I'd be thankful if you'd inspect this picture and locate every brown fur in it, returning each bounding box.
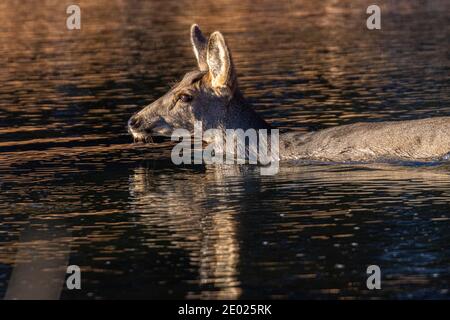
[128,24,450,162]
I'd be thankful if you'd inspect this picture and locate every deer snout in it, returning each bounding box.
[128,112,172,141]
[128,113,150,141]
[128,114,143,131]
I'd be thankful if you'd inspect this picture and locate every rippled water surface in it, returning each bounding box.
[0,0,449,299]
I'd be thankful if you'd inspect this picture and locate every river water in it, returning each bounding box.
[0,0,449,299]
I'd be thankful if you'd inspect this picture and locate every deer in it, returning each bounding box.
[128,24,450,163]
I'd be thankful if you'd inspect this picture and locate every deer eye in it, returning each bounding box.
[178,94,193,103]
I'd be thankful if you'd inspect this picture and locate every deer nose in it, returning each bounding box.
[128,115,143,130]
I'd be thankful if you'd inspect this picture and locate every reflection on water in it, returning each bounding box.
[0,0,449,299]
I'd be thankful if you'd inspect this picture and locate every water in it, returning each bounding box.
[0,0,449,299]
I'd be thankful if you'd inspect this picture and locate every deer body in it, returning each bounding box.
[279,117,450,162]
[128,25,450,163]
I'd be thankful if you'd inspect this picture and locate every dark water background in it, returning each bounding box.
[0,0,449,299]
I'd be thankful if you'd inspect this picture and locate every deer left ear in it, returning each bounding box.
[190,24,208,71]
[206,31,236,92]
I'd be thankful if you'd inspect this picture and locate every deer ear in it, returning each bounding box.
[190,24,208,71]
[206,31,236,91]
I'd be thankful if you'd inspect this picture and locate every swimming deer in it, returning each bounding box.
[128,24,450,163]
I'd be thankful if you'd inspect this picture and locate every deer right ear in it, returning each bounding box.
[190,24,208,71]
[206,31,236,93]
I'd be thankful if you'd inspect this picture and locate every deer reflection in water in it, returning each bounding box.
[128,164,255,299]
